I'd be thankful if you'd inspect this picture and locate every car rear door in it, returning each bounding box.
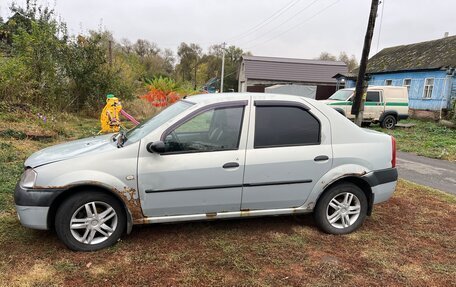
[137,100,250,217]
[241,99,333,210]
[363,90,383,120]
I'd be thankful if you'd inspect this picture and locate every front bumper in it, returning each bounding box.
[15,205,49,230]
[14,183,65,206]
[14,183,65,230]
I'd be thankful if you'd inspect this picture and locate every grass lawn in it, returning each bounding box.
[371,119,456,161]
[0,109,455,286]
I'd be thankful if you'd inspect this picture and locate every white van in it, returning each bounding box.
[322,86,409,129]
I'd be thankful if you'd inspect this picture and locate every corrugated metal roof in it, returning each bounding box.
[242,55,348,84]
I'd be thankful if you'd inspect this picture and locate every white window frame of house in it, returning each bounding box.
[385,79,393,86]
[423,78,434,99]
[403,78,411,94]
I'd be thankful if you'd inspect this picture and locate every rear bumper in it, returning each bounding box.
[15,205,49,230]
[363,168,398,204]
[363,168,398,187]
[371,181,398,204]
[398,114,409,120]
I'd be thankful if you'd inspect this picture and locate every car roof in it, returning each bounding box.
[185,92,318,106]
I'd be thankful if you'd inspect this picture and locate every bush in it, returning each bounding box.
[141,76,198,108]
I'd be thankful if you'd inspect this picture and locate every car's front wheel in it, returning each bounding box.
[55,191,126,251]
[314,182,367,234]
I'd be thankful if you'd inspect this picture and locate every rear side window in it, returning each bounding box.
[366,91,380,102]
[254,106,320,148]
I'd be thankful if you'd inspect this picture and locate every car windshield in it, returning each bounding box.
[328,90,353,101]
[123,100,194,145]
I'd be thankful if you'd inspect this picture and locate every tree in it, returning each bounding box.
[337,52,358,72]
[176,42,202,87]
[133,39,159,57]
[7,2,68,109]
[317,52,337,61]
[204,44,246,92]
[317,51,358,72]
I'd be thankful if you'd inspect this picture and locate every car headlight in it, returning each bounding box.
[20,168,37,188]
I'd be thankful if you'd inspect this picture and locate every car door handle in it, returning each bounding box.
[314,155,329,161]
[223,162,239,169]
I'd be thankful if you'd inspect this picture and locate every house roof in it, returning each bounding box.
[242,55,347,84]
[332,72,357,80]
[367,35,456,73]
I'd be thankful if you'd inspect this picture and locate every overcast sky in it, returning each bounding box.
[1,0,455,60]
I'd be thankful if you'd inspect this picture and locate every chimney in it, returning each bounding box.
[444,32,449,38]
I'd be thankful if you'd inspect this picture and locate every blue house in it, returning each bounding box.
[336,35,456,119]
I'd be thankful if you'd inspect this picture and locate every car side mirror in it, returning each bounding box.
[146,141,165,154]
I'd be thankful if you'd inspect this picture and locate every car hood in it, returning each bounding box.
[25,134,115,168]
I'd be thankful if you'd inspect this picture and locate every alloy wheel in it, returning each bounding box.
[326,192,361,229]
[70,201,118,245]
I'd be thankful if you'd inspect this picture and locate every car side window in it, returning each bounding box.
[254,106,320,148]
[164,106,244,153]
[366,91,380,102]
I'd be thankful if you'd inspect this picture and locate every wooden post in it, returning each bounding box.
[108,40,113,67]
[193,61,198,90]
[351,0,379,126]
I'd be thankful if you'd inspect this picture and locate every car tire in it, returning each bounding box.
[55,191,126,251]
[314,182,367,235]
[381,114,397,129]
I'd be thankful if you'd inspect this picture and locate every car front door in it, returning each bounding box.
[241,100,333,210]
[137,101,249,217]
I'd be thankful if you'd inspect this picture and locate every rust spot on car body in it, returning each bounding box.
[240,209,250,216]
[206,212,217,218]
[321,171,368,191]
[33,182,146,226]
[115,187,144,224]
[306,202,315,210]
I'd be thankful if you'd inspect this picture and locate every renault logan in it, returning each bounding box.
[15,93,398,251]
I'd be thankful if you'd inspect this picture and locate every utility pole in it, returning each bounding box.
[351,0,379,126]
[220,42,226,93]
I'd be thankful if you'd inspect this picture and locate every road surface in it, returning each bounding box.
[397,151,456,195]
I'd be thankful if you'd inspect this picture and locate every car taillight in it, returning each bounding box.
[391,136,396,168]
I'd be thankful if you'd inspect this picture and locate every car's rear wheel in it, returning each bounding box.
[381,114,397,129]
[314,182,367,234]
[55,191,126,251]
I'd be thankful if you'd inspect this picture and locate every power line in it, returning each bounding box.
[227,0,302,41]
[235,0,321,46]
[246,0,340,50]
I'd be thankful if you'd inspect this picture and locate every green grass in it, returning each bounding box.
[0,110,99,214]
[371,119,456,161]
